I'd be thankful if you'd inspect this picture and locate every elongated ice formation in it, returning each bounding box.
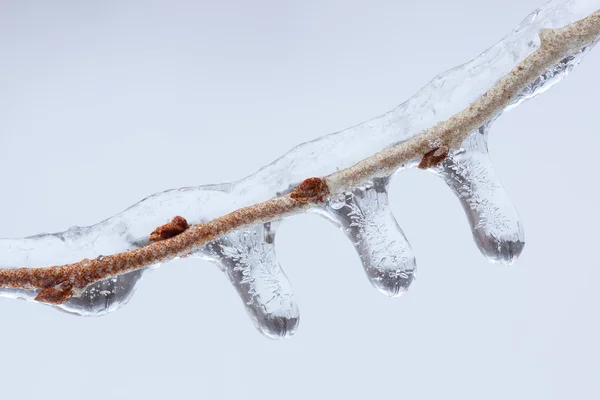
[316,179,416,297]
[0,0,598,337]
[433,127,524,264]
[198,222,299,339]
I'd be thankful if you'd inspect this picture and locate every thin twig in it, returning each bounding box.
[1,10,599,304]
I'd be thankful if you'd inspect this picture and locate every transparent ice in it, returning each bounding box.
[433,125,525,264]
[316,178,416,297]
[198,222,299,339]
[0,0,598,338]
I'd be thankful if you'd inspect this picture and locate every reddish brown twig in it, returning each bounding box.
[0,179,327,304]
[0,10,599,305]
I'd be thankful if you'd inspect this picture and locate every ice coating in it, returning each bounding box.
[0,0,598,337]
[198,222,299,339]
[433,127,524,264]
[317,179,416,296]
[0,186,234,315]
[0,268,143,316]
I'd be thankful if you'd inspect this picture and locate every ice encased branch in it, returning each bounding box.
[0,0,598,338]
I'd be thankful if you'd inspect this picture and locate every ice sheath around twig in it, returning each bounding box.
[0,0,598,338]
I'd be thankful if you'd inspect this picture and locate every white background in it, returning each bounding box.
[0,1,599,399]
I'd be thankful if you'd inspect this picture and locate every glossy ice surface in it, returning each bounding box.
[0,0,597,338]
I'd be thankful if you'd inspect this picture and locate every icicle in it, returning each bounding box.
[432,127,524,264]
[198,222,299,339]
[316,178,416,297]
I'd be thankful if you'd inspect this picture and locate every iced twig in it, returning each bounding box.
[1,9,599,305]
[326,11,600,191]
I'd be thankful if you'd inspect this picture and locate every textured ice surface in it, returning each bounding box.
[198,222,299,339]
[317,179,416,297]
[0,0,598,337]
[434,126,524,264]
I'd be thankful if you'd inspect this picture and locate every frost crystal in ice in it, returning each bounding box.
[317,179,416,296]
[0,0,598,337]
[433,127,524,264]
[198,222,299,339]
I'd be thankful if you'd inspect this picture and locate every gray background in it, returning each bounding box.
[0,0,599,399]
